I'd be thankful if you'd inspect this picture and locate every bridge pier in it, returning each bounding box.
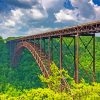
[60,35,62,72]
[60,35,63,91]
[93,34,95,82]
[74,34,79,83]
[48,37,51,75]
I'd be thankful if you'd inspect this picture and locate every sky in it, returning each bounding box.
[0,0,100,38]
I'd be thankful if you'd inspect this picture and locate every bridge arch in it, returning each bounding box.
[12,41,49,78]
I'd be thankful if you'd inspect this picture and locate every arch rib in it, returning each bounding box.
[12,41,68,90]
[12,41,49,78]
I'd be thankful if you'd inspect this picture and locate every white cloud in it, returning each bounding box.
[0,0,48,38]
[54,9,77,22]
[42,0,59,9]
[4,9,23,27]
[0,24,20,39]
[30,8,44,19]
[70,0,79,7]
[26,26,57,35]
[18,0,32,3]
[92,4,100,20]
[3,0,47,27]
[26,5,47,20]
[71,0,91,7]
[11,9,23,19]
[42,0,64,11]
[70,0,95,19]
[0,0,100,39]
[5,20,16,27]
[54,0,100,23]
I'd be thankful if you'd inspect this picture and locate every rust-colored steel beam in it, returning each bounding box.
[74,34,79,83]
[93,34,96,82]
[48,37,51,74]
[13,21,100,41]
[40,37,42,58]
[60,35,63,91]
[43,39,45,53]
[51,38,53,61]
[12,41,49,78]
[60,35,62,71]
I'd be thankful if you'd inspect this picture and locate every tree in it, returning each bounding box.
[39,63,73,92]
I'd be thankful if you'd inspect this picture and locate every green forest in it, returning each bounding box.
[0,36,100,100]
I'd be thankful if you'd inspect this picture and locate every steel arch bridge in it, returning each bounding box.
[7,21,100,89]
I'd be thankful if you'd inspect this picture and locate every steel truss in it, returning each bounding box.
[7,21,100,90]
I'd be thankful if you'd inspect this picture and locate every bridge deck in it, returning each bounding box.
[13,21,100,41]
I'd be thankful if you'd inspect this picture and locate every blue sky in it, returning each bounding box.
[0,0,100,38]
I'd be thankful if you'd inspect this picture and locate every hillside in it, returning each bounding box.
[0,36,100,99]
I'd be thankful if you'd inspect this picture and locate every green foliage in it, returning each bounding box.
[0,83,100,100]
[39,63,61,92]
[0,40,43,91]
[5,37,20,41]
[71,82,100,100]
[0,36,100,99]
[39,63,73,92]
[0,88,72,100]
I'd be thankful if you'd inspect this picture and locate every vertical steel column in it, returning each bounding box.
[48,37,51,74]
[74,36,76,81]
[43,39,45,53]
[34,37,35,47]
[93,34,96,82]
[40,37,42,57]
[60,35,62,91]
[37,39,39,46]
[60,35,62,72]
[10,41,12,66]
[74,34,79,83]
[51,38,53,61]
